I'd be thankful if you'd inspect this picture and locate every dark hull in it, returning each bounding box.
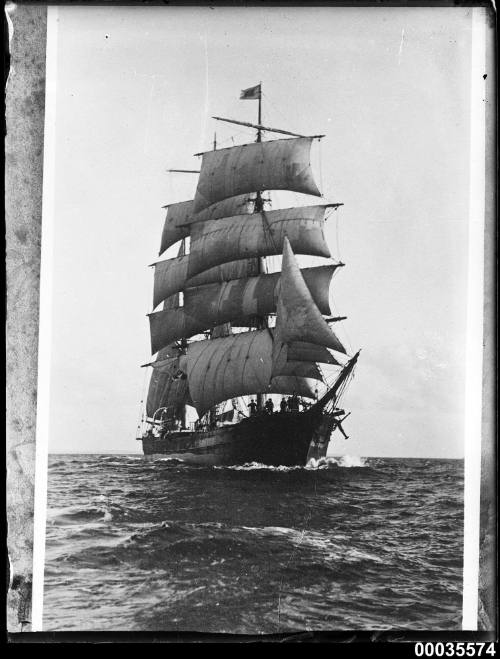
[141,410,337,466]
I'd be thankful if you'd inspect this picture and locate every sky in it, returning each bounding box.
[45,5,474,457]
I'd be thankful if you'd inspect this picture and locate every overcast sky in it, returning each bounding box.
[45,5,474,457]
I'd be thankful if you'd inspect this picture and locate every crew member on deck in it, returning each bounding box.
[248,399,258,416]
[290,393,300,412]
[264,398,274,414]
[280,397,287,413]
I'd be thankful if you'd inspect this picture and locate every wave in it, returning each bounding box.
[99,454,143,461]
[147,457,186,464]
[57,518,400,577]
[329,455,367,468]
[47,504,113,525]
[43,454,464,632]
[48,460,68,469]
[59,520,257,569]
[214,455,368,472]
[214,461,301,472]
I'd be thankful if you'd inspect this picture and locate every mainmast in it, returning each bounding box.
[254,84,263,211]
[253,84,266,412]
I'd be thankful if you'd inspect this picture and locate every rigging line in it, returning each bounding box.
[215,128,256,146]
[319,138,324,197]
[261,92,292,133]
[329,285,353,356]
[317,363,326,385]
[137,366,149,430]
[335,209,342,263]
[261,211,279,255]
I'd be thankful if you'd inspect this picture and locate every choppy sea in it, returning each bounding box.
[43,455,463,632]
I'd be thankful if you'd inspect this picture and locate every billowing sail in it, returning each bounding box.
[159,201,191,255]
[186,330,318,415]
[193,137,321,212]
[178,194,253,227]
[288,341,341,366]
[273,237,346,375]
[145,346,190,418]
[153,256,263,307]
[148,342,183,371]
[150,266,337,352]
[159,195,254,255]
[149,308,192,355]
[278,361,323,380]
[152,256,190,307]
[146,241,190,416]
[187,205,331,279]
[186,266,335,319]
[171,264,333,316]
[186,259,260,288]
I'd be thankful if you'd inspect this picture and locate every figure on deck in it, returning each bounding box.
[248,399,258,416]
[280,397,288,413]
[264,398,274,414]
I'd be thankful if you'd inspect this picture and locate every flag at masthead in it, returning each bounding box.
[239,83,261,100]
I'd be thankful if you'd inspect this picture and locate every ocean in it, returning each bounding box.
[43,455,463,632]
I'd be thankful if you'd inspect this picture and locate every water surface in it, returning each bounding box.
[44,455,463,632]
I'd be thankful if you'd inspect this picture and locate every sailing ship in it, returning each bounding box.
[138,84,360,466]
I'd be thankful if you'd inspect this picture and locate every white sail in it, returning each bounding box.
[153,256,264,307]
[152,256,190,308]
[193,137,321,212]
[278,360,323,380]
[273,237,346,375]
[187,205,331,279]
[185,265,335,319]
[154,262,334,313]
[177,194,253,226]
[287,341,341,366]
[186,330,318,415]
[150,266,337,352]
[187,259,259,288]
[159,195,254,255]
[145,346,190,418]
[159,201,191,255]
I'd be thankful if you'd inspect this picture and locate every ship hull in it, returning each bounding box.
[141,410,336,466]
